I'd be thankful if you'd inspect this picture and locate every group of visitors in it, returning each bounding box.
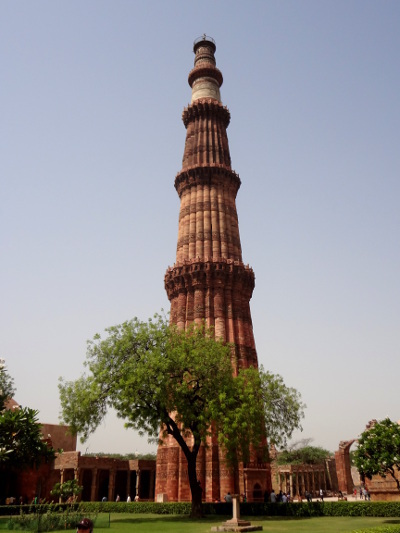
[353,487,370,500]
[269,489,291,503]
[101,494,140,502]
[217,486,374,505]
[123,494,140,502]
[3,495,39,505]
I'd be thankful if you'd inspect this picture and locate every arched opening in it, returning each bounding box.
[253,483,262,501]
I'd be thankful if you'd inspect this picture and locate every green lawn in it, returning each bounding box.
[2,513,400,533]
[105,513,400,533]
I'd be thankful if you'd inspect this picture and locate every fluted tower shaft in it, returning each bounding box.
[156,36,270,503]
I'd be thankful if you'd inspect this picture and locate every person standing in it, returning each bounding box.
[76,518,93,533]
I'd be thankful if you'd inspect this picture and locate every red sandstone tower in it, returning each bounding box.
[155,36,271,502]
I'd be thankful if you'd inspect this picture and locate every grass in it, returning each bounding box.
[2,513,400,533]
[90,513,400,533]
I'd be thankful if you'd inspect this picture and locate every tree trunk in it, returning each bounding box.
[167,419,203,517]
[389,470,400,491]
[187,453,203,518]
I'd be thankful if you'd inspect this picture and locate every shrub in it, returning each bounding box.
[5,505,97,532]
[1,500,400,522]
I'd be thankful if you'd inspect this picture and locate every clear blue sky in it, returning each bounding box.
[1,0,399,455]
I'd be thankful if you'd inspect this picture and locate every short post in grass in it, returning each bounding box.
[211,494,262,531]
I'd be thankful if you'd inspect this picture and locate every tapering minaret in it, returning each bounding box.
[155,36,271,503]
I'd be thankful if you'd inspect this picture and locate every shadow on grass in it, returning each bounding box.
[110,514,313,526]
[244,516,312,521]
[110,515,229,524]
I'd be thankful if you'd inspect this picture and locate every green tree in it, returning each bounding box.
[59,315,304,517]
[0,407,55,469]
[0,358,15,409]
[0,363,55,500]
[354,418,400,491]
[277,439,331,465]
[50,479,83,502]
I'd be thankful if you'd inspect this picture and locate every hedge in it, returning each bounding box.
[0,504,78,517]
[1,500,400,518]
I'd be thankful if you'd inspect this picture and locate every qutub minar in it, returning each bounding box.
[155,36,272,502]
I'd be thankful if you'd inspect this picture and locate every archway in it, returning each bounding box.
[253,483,262,501]
[334,440,356,494]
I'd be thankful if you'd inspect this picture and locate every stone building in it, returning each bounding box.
[272,459,339,499]
[53,452,155,502]
[155,35,272,502]
[1,401,155,503]
[47,424,156,502]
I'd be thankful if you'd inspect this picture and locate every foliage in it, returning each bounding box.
[0,406,54,469]
[0,363,54,472]
[354,418,400,491]
[83,452,156,461]
[0,359,15,410]
[78,501,192,515]
[59,314,304,517]
[0,503,80,517]
[50,479,83,502]
[214,365,304,466]
[4,501,400,519]
[5,505,96,532]
[277,445,332,465]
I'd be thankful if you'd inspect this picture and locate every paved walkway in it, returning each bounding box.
[298,495,368,502]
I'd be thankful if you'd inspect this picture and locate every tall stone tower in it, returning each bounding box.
[155,36,271,502]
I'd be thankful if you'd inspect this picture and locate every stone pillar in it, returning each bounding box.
[219,494,252,529]
[108,469,116,502]
[136,469,140,498]
[91,469,98,502]
[59,469,64,504]
[149,469,155,501]
[126,470,131,501]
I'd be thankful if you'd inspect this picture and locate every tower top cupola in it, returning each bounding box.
[188,35,223,103]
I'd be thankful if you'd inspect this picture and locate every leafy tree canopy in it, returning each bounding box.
[59,314,305,516]
[277,438,331,465]
[0,361,55,472]
[51,479,83,502]
[83,452,156,460]
[354,418,400,491]
[0,359,15,409]
[0,407,55,469]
